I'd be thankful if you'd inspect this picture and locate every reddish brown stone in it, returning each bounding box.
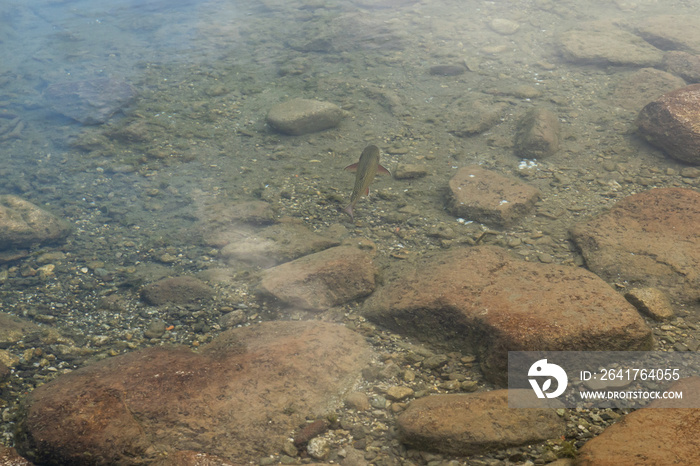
[637,84,700,164]
[577,377,700,465]
[258,245,376,311]
[571,188,700,306]
[397,391,565,456]
[293,419,330,447]
[448,166,540,227]
[362,246,652,384]
[16,321,371,465]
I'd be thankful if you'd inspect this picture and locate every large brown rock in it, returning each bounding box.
[258,245,376,311]
[576,377,700,465]
[398,391,565,456]
[448,166,541,227]
[362,246,652,383]
[571,188,700,306]
[637,83,700,164]
[0,195,70,250]
[16,321,371,465]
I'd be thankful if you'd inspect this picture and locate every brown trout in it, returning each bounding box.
[343,145,390,221]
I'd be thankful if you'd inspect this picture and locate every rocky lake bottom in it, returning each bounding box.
[1,0,700,465]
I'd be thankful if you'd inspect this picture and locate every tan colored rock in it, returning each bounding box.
[0,195,70,249]
[258,245,376,311]
[398,391,565,456]
[448,165,540,227]
[489,18,519,35]
[635,15,700,54]
[0,312,42,349]
[571,188,700,305]
[362,246,652,383]
[612,68,686,112]
[394,163,428,180]
[385,386,414,401]
[140,276,214,305]
[558,28,664,67]
[514,107,560,158]
[624,287,675,321]
[577,377,700,465]
[267,98,345,135]
[448,100,508,137]
[637,84,700,164]
[219,223,340,268]
[663,51,700,83]
[16,321,371,465]
[344,391,371,411]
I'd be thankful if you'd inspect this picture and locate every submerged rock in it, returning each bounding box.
[398,391,565,456]
[663,51,700,83]
[267,98,346,135]
[634,15,700,54]
[636,83,700,164]
[571,188,700,305]
[514,107,560,158]
[577,377,700,465]
[140,276,214,305]
[219,223,340,268]
[362,246,652,384]
[612,67,686,112]
[258,245,376,311]
[44,78,135,125]
[557,28,663,67]
[0,195,71,249]
[16,321,371,465]
[448,165,540,227]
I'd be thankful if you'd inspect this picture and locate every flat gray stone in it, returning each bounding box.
[634,15,700,54]
[44,78,135,125]
[558,28,664,67]
[267,98,345,135]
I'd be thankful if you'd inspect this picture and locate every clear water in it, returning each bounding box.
[1,0,698,460]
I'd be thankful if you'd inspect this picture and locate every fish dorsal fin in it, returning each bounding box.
[377,164,391,176]
[344,163,358,172]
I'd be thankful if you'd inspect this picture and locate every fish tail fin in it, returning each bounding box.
[343,204,354,222]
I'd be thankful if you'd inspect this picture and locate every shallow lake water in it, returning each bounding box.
[1,0,699,463]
